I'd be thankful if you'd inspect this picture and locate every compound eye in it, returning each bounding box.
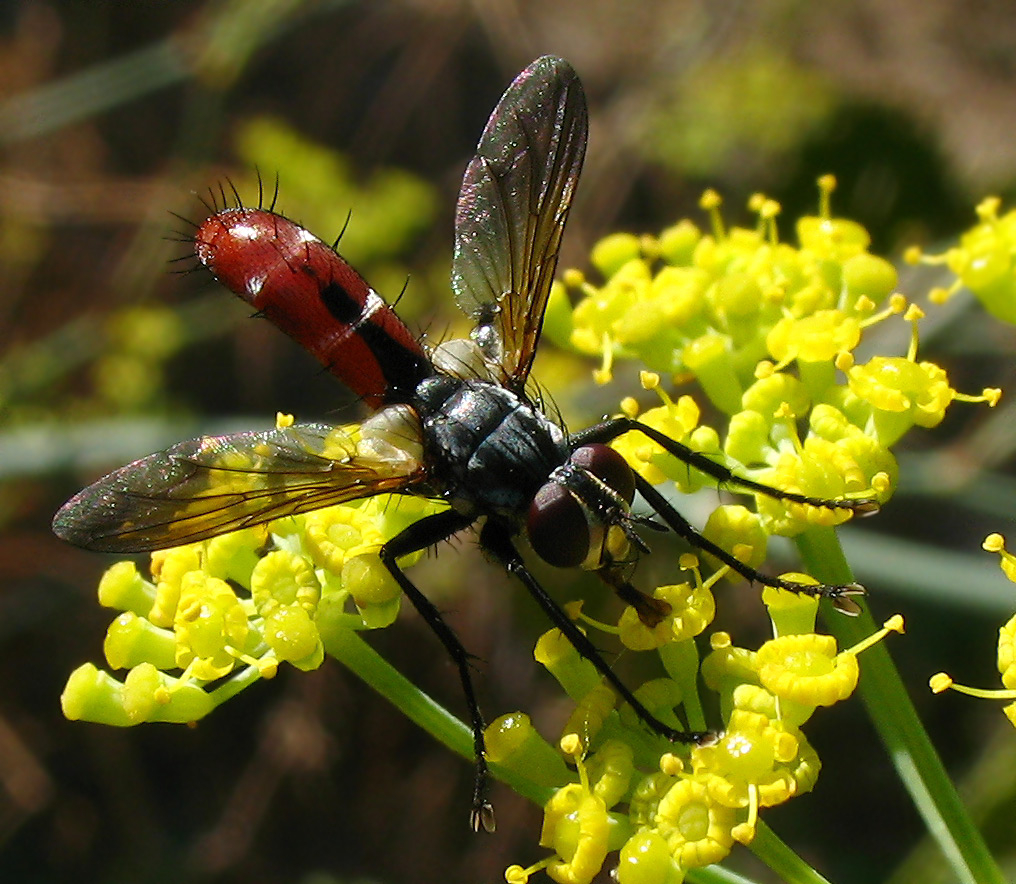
[569,444,635,504]
[527,482,589,568]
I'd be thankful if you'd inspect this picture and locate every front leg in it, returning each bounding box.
[633,474,865,614]
[572,416,880,515]
[379,508,496,833]
[479,520,711,745]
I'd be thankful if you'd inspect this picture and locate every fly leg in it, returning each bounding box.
[633,474,865,614]
[572,417,880,515]
[379,508,496,833]
[572,417,874,613]
[479,521,712,745]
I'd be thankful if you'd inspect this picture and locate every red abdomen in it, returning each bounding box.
[195,207,431,408]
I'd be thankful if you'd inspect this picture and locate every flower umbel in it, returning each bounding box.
[60,179,1002,884]
[499,563,902,882]
[61,436,444,726]
[567,181,993,541]
[502,179,966,881]
[931,534,1016,727]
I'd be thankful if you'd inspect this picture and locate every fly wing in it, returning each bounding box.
[52,422,426,552]
[451,56,587,387]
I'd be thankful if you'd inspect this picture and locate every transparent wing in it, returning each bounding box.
[52,422,426,552]
[451,55,588,386]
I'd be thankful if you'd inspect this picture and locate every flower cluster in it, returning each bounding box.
[91,305,184,413]
[497,565,904,884]
[907,196,1016,325]
[558,178,998,546]
[911,197,1016,729]
[494,179,995,882]
[929,533,1016,727]
[61,418,441,726]
[60,179,1001,883]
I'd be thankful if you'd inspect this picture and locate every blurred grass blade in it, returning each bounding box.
[0,40,188,144]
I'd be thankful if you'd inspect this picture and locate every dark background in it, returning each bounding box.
[3,2,1016,882]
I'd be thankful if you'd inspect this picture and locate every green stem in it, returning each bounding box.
[751,821,832,884]
[795,526,1005,884]
[688,862,764,884]
[323,627,553,807]
[210,661,264,705]
[660,638,708,732]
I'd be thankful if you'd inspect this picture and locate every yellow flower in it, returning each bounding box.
[586,740,635,807]
[930,634,1016,727]
[250,549,321,616]
[848,356,955,429]
[148,545,202,627]
[534,629,602,702]
[341,553,402,628]
[615,830,684,884]
[539,760,611,884]
[984,532,1016,584]
[97,560,156,617]
[61,662,214,726]
[203,528,263,586]
[756,633,859,708]
[261,604,323,669]
[701,505,768,574]
[484,712,572,789]
[757,615,904,712]
[629,770,679,828]
[766,310,861,366]
[691,709,797,810]
[302,504,385,573]
[591,232,643,278]
[610,396,702,487]
[701,633,760,697]
[104,611,176,671]
[617,582,716,650]
[173,572,250,680]
[1000,615,1016,690]
[560,683,617,751]
[653,775,737,868]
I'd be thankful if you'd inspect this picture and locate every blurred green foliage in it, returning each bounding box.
[645,43,836,181]
[4,2,1016,884]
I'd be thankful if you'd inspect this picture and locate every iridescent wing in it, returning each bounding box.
[451,55,588,387]
[52,422,426,552]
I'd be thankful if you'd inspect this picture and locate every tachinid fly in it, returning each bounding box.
[53,57,877,831]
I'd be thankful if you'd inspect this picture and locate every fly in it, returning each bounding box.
[53,57,878,832]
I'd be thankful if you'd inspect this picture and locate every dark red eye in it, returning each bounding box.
[569,444,635,504]
[527,482,589,568]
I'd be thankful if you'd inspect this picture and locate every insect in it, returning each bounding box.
[54,56,877,832]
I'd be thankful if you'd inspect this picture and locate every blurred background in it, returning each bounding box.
[4,1,1016,882]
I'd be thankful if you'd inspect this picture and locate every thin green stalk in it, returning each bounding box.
[688,862,764,884]
[750,821,832,884]
[322,627,553,807]
[661,638,708,732]
[795,526,1005,884]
